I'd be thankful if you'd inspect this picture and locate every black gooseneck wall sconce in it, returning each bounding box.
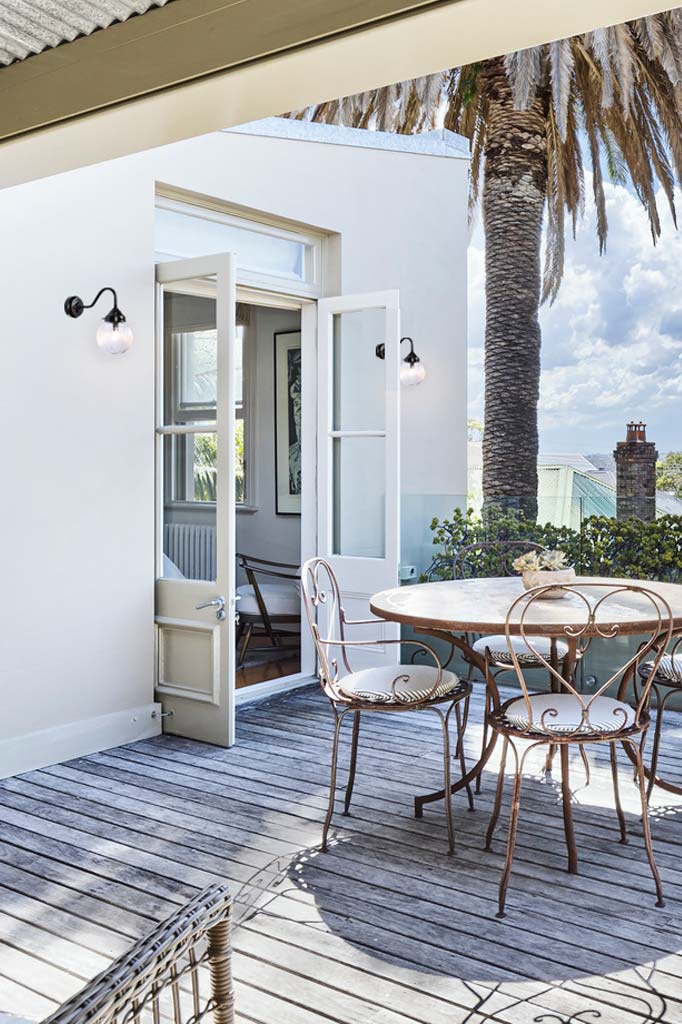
[375,336,426,386]
[64,287,133,355]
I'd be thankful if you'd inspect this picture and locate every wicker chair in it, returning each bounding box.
[301,557,473,854]
[42,885,233,1024]
[236,553,300,667]
[484,582,672,917]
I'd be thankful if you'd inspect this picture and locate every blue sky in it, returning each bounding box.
[467,176,682,457]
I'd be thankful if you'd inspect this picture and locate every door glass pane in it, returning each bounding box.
[156,206,307,282]
[164,291,217,424]
[332,308,386,432]
[162,433,218,581]
[332,437,385,558]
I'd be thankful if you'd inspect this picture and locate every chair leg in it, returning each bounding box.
[238,623,254,666]
[560,745,578,874]
[496,744,523,918]
[434,706,455,855]
[322,708,347,852]
[455,700,475,812]
[485,736,508,851]
[630,739,665,908]
[343,711,361,816]
[207,916,235,1024]
[455,689,470,758]
[579,745,591,787]
[646,686,668,801]
[476,688,490,795]
[544,743,557,776]
[610,741,628,844]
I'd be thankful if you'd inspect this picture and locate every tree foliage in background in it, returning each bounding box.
[656,450,682,498]
[192,425,246,503]
[292,12,682,514]
[426,507,682,583]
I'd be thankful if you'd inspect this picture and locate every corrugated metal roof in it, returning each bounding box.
[0,0,172,66]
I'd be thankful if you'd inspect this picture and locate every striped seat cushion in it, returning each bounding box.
[340,664,463,705]
[505,693,635,734]
[641,655,682,684]
[473,634,569,666]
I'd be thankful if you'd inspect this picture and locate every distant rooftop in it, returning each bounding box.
[228,118,470,160]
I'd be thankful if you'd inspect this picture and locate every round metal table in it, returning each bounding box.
[370,575,682,810]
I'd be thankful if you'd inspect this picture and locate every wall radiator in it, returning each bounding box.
[164,524,217,581]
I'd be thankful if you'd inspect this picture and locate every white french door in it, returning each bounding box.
[317,291,401,671]
[154,253,237,746]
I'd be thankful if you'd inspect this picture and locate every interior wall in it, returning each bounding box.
[236,306,302,579]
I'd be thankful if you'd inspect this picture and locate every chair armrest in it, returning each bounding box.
[43,885,234,1024]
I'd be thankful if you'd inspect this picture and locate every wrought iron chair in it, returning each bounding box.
[623,635,682,799]
[301,557,473,853]
[42,885,233,1024]
[425,541,569,793]
[236,553,300,667]
[484,582,672,918]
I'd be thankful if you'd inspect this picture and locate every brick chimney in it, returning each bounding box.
[614,421,658,521]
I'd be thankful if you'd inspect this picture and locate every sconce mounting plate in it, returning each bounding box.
[64,295,85,319]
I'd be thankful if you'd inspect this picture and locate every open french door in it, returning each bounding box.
[316,291,401,670]
[154,253,237,746]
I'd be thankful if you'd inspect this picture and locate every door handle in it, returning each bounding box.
[195,596,226,621]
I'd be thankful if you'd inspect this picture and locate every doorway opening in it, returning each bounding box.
[234,301,303,690]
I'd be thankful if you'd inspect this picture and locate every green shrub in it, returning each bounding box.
[425,507,682,582]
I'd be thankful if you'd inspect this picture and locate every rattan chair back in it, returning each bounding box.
[42,885,233,1024]
[502,582,673,738]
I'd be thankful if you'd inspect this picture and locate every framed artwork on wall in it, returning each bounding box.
[274,330,302,515]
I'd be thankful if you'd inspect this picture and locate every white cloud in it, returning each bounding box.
[468,176,682,453]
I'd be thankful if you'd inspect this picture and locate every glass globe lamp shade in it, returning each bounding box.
[400,360,426,387]
[96,321,134,355]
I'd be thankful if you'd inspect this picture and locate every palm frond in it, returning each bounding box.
[504,47,544,109]
[549,38,574,140]
[292,8,682,299]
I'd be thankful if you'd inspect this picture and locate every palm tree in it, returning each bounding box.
[292,11,682,515]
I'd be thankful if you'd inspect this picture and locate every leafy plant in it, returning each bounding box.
[656,451,682,499]
[425,507,682,583]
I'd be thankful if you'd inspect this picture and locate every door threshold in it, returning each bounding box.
[235,672,317,706]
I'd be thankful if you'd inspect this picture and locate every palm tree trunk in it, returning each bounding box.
[481,58,548,520]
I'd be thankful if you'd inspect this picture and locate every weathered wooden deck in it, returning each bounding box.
[1,684,682,1023]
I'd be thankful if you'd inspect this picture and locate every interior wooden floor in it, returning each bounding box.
[1,684,682,1022]
[236,653,301,688]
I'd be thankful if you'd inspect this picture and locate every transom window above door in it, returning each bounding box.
[155,194,325,297]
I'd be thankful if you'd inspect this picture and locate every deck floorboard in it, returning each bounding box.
[1,684,682,1022]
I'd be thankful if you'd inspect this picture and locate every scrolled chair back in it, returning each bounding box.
[452,539,546,581]
[501,581,674,738]
[301,557,350,700]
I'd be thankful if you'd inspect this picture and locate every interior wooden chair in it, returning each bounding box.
[483,582,672,918]
[42,885,233,1024]
[236,553,300,667]
[301,557,473,854]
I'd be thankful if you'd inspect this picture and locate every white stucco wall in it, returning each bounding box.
[0,120,468,767]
